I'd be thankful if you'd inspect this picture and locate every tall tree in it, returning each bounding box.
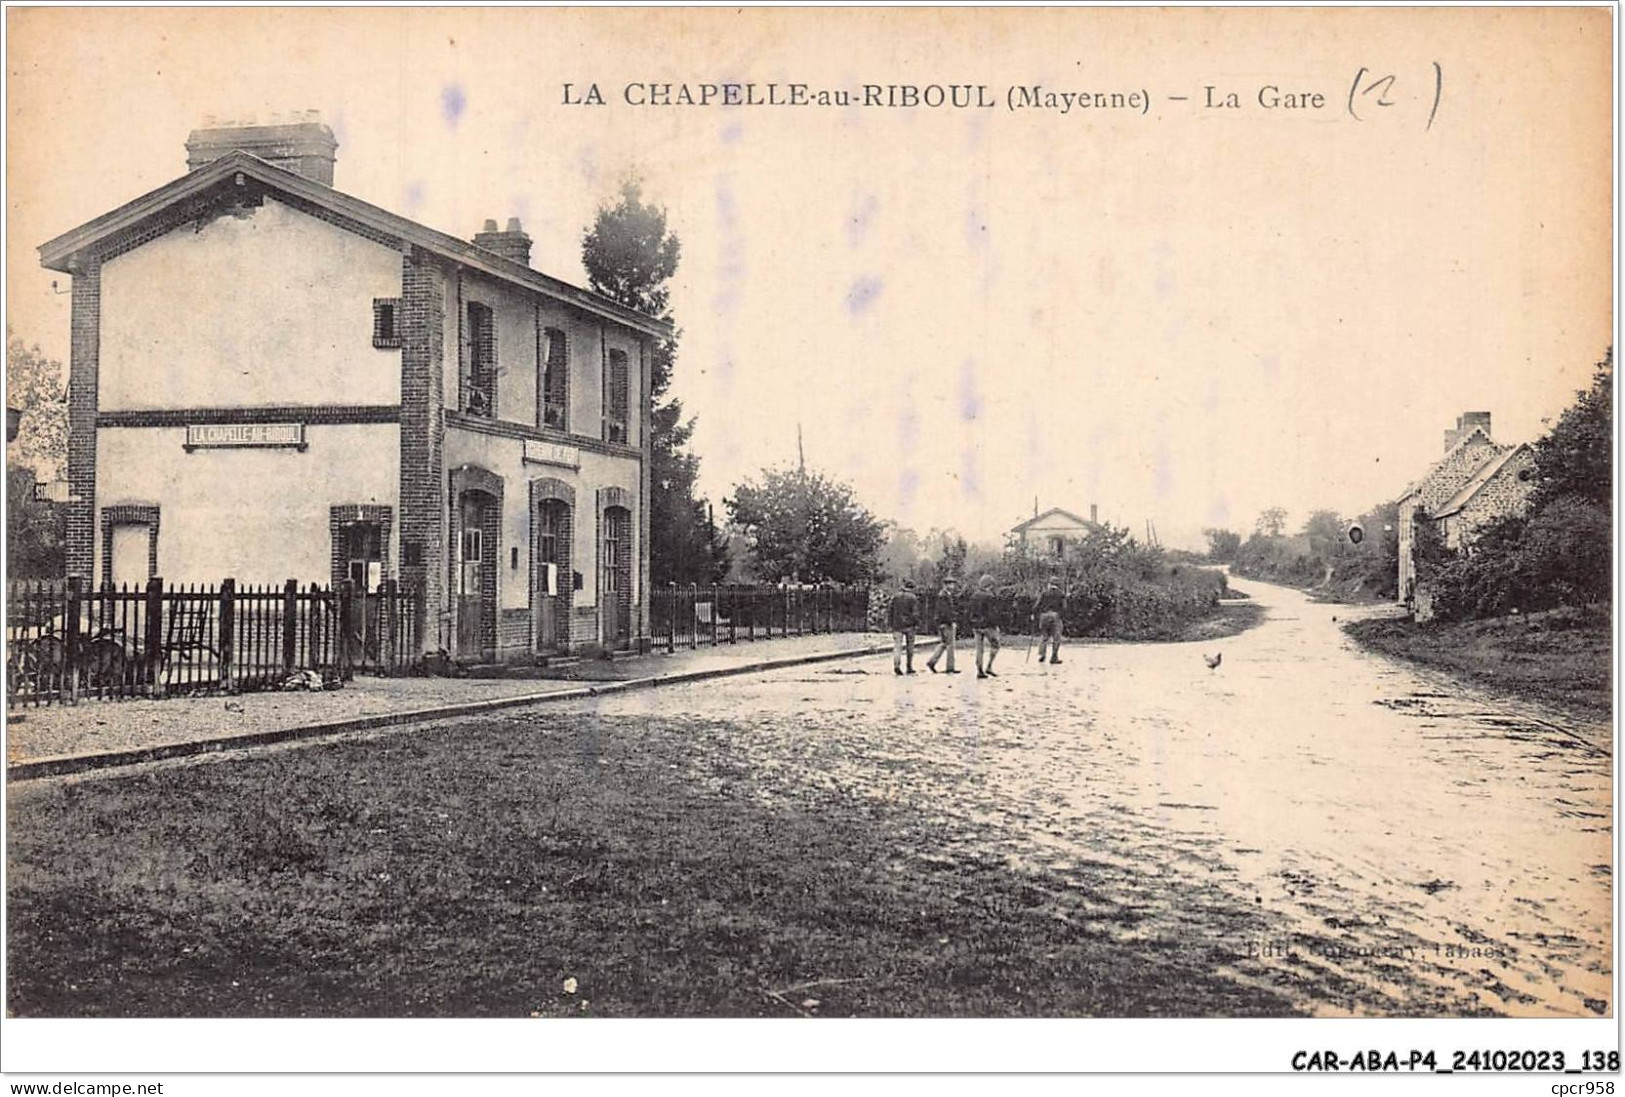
[1301,509,1349,561]
[937,533,969,582]
[1203,527,1241,563]
[582,179,727,585]
[6,333,68,576]
[725,466,887,585]
[1531,346,1612,513]
[6,330,68,480]
[1254,507,1288,538]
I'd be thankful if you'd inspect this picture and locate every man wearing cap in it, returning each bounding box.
[925,575,962,674]
[1031,577,1066,665]
[968,574,1002,679]
[888,578,922,675]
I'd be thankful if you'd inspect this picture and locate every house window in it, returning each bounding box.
[464,301,496,418]
[461,527,483,563]
[372,298,401,348]
[536,501,560,565]
[540,327,568,431]
[604,348,629,444]
[1049,535,1065,558]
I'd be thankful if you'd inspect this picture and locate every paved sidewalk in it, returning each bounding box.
[6,632,892,772]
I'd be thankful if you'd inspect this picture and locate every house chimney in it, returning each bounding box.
[1090,503,1098,525]
[186,112,338,185]
[1444,411,1493,452]
[473,216,533,267]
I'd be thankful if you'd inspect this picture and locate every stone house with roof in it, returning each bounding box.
[39,115,668,662]
[1395,411,1537,605]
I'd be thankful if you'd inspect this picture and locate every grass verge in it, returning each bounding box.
[1343,605,1611,721]
[1174,602,1265,644]
[8,713,1292,1018]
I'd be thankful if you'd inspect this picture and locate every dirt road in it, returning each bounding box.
[574,577,1612,1016]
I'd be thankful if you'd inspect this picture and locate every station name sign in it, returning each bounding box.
[183,423,307,451]
[522,439,581,470]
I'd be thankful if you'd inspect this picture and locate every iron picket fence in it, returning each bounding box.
[648,584,873,655]
[5,577,421,707]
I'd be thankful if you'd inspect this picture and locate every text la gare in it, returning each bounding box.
[1208,84,1326,109]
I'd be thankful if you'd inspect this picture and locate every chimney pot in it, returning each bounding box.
[473,216,534,268]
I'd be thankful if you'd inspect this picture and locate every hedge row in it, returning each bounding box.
[873,567,1227,641]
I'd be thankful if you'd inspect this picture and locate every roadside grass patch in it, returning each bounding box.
[1343,606,1610,720]
[9,715,1292,1018]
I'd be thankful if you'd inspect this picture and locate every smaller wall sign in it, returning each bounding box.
[184,423,307,451]
[30,480,79,503]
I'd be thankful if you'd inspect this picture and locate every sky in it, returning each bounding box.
[6,7,1612,550]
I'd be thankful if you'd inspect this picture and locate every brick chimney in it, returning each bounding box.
[1444,410,1492,451]
[473,217,532,267]
[1090,503,1098,525]
[186,110,338,185]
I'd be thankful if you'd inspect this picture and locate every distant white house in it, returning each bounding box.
[1010,505,1102,558]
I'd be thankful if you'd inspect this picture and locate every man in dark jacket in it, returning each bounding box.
[1031,576,1065,665]
[888,579,921,675]
[925,575,961,674]
[968,574,1002,679]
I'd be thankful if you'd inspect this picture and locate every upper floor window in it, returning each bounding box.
[604,349,630,444]
[372,298,401,349]
[540,327,568,431]
[464,302,496,418]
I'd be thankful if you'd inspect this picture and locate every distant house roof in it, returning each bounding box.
[1395,425,1498,503]
[38,149,672,340]
[1432,443,1531,518]
[1010,507,1094,535]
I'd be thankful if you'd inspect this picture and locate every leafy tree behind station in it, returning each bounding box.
[582,180,728,587]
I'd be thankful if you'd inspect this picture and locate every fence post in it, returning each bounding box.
[338,579,355,681]
[710,586,719,646]
[219,578,236,693]
[310,579,327,676]
[667,582,677,653]
[727,586,736,644]
[144,576,165,699]
[63,577,83,703]
[688,584,699,649]
[281,577,298,677]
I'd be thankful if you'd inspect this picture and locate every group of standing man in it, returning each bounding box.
[886,575,1068,679]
